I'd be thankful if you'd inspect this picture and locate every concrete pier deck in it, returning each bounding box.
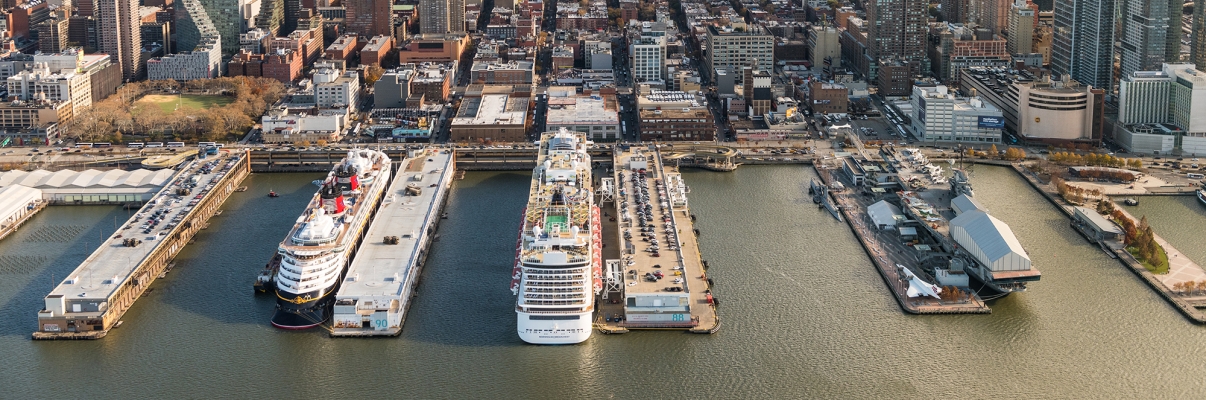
[596,146,719,333]
[331,149,454,337]
[33,151,250,339]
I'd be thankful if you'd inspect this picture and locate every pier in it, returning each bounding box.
[821,165,991,314]
[1012,163,1206,323]
[596,146,719,334]
[330,149,454,336]
[33,151,250,339]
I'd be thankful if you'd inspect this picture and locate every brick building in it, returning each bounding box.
[227,49,303,83]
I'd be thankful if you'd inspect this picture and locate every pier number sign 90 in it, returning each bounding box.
[374,319,388,328]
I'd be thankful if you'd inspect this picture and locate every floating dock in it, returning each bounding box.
[330,149,454,336]
[596,146,719,333]
[33,151,250,339]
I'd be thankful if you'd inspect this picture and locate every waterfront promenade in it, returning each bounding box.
[1011,163,1206,323]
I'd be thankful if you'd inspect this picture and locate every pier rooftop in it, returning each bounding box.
[332,149,454,336]
[601,147,718,332]
[38,152,244,335]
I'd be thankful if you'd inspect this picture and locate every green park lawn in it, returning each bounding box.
[134,94,233,114]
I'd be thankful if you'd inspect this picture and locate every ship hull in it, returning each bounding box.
[271,287,336,329]
[516,311,593,344]
[266,149,391,330]
[1198,190,1205,207]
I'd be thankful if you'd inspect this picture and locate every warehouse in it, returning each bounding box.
[0,169,175,204]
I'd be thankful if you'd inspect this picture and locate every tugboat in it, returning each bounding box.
[268,190,280,198]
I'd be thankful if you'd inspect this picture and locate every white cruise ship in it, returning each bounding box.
[512,129,602,344]
[271,149,391,329]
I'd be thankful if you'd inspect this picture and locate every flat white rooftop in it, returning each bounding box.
[46,155,239,302]
[451,94,527,126]
[338,150,453,299]
[547,96,619,126]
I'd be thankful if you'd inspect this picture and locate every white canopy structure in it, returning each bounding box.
[867,200,903,230]
[949,210,1031,272]
[950,194,985,216]
[0,169,176,204]
[0,184,42,228]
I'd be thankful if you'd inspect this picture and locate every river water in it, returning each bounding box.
[2,166,1205,398]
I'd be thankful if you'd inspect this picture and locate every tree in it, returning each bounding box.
[363,65,385,87]
[990,144,999,158]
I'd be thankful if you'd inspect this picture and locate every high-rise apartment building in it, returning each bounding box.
[1194,1,1206,71]
[421,0,465,34]
[941,0,968,23]
[808,24,841,76]
[1118,68,1173,125]
[96,0,142,80]
[345,0,394,37]
[1119,0,1179,79]
[256,0,284,36]
[197,0,243,54]
[705,25,773,80]
[865,0,927,81]
[631,35,666,84]
[149,0,223,80]
[36,18,70,54]
[978,0,1010,35]
[1051,0,1114,90]
[1006,0,1034,55]
[1115,63,1206,155]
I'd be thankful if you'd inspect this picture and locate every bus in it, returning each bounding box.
[198,141,216,148]
[145,142,164,148]
[128,142,145,148]
[76,143,93,148]
[93,143,112,148]
[166,142,185,147]
[1188,173,1204,180]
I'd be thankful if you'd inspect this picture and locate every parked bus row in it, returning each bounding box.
[104,142,224,149]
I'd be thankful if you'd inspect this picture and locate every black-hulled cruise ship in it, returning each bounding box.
[271,149,391,329]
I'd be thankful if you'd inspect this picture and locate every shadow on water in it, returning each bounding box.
[404,171,532,347]
[155,173,323,326]
[0,205,128,337]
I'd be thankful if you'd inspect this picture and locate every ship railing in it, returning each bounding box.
[524,274,587,281]
[523,281,587,287]
[521,299,588,306]
[525,287,585,293]
[523,291,587,298]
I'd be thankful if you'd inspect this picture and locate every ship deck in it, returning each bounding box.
[597,146,719,333]
[331,149,454,336]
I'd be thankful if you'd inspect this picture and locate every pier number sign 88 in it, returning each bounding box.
[671,314,686,322]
